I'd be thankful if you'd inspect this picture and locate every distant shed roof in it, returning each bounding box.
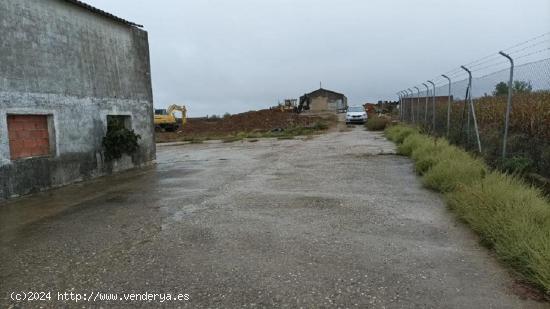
[63,0,143,28]
[302,88,347,98]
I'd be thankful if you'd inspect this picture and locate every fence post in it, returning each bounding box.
[401,90,407,122]
[422,83,429,125]
[408,88,415,123]
[407,90,411,122]
[403,90,408,122]
[404,90,409,122]
[404,91,408,121]
[441,74,452,138]
[402,91,406,121]
[428,80,436,133]
[396,92,401,121]
[460,66,482,153]
[402,91,406,122]
[499,51,514,160]
[414,86,421,125]
[399,91,403,121]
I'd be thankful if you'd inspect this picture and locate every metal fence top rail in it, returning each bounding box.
[397,33,550,91]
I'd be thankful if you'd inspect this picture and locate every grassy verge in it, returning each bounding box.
[386,124,550,295]
[365,115,391,131]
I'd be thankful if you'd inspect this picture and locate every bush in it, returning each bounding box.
[499,156,534,175]
[397,133,430,156]
[393,127,486,191]
[207,114,220,121]
[411,138,451,175]
[422,153,486,192]
[385,125,418,144]
[102,128,141,160]
[366,116,390,131]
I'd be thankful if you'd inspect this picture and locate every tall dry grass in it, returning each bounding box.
[386,125,550,294]
[419,91,550,178]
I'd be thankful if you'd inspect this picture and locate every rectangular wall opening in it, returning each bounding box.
[107,115,132,132]
[7,114,55,160]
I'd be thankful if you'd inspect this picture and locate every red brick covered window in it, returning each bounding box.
[7,115,53,160]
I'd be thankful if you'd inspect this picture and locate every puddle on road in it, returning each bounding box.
[0,151,216,245]
[0,164,172,238]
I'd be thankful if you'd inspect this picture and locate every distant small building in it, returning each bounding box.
[298,88,348,113]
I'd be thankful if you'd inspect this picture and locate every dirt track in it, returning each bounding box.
[0,127,547,308]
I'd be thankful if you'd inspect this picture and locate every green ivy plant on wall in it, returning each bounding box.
[102,116,141,161]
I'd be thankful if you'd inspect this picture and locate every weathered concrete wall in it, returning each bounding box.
[0,0,155,199]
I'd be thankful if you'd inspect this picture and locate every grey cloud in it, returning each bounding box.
[85,0,550,116]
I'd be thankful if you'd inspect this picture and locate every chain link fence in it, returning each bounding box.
[397,33,550,179]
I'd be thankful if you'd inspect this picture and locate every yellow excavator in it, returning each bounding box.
[154,104,187,132]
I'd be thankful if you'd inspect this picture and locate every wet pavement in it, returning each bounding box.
[1,127,547,308]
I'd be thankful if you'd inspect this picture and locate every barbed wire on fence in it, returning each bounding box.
[396,33,550,179]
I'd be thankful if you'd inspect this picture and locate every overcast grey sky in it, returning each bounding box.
[86,0,550,117]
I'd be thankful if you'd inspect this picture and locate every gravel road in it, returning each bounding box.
[0,126,546,308]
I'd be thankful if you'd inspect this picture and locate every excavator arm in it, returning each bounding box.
[166,104,187,127]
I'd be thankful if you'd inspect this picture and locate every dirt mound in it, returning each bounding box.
[156,109,330,142]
